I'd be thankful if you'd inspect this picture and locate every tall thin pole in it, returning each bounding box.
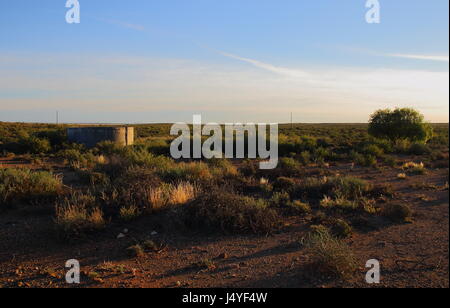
[56,111,59,125]
[290,112,293,129]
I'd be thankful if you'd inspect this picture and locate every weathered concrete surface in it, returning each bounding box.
[67,127,134,148]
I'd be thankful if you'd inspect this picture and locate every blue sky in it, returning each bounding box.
[0,0,448,123]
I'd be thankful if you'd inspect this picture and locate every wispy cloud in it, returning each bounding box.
[1,54,448,123]
[387,54,449,62]
[219,52,309,79]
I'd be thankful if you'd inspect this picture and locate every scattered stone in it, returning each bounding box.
[117,233,126,239]
[218,252,228,259]
[151,231,158,236]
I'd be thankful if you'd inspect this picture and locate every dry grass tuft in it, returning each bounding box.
[55,193,105,236]
[168,182,197,205]
[302,229,357,279]
[119,205,141,221]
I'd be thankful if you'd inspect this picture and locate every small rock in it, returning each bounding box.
[151,231,158,236]
[218,252,228,259]
[117,233,126,239]
[123,229,129,234]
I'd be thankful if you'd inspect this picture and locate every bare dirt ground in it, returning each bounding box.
[0,158,448,288]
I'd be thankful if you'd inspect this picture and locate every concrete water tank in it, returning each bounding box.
[67,127,134,148]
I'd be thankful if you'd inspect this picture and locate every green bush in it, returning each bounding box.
[20,136,51,154]
[279,157,302,173]
[312,147,330,163]
[330,219,353,238]
[295,176,370,200]
[382,203,413,223]
[408,143,431,155]
[298,151,311,165]
[272,177,297,193]
[58,149,98,170]
[95,141,125,155]
[393,139,411,153]
[0,168,62,207]
[328,176,372,200]
[351,151,377,167]
[361,144,384,157]
[270,191,291,208]
[185,189,280,234]
[368,108,433,143]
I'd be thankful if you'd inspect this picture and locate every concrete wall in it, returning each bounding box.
[67,127,134,148]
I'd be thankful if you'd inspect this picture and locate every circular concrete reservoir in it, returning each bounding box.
[67,126,134,148]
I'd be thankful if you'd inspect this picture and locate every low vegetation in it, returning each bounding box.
[0,110,448,286]
[302,229,357,279]
[382,203,413,223]
[55,193,106,236]
[0,168,62,208]
[185,189,280,234]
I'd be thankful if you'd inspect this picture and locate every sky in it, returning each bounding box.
[0,0,448,124]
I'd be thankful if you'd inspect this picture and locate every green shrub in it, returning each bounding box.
[185,190,280,234]
[393,139,411,153]
[362,144,384,158]
[58,149,98,170]
[20,136,51,154]
[312,147,330,163]
[328,176,372,200]
[330,219,353,238]
[298,151,311,165]
[368,108,433,143]
[270,191,291,208]
[382,155,397,167]
[295,176,371,200]
[208,158,239,178]
[0,168,62,207]
[382,203,413,223]
[279,157,302,173]
[408,143,431,155]
[159,162,213,183]
[351,151,377,167]
[95,141,125,155]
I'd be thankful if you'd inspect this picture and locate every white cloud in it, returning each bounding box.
[0,53,448,123]
[387,54,449,62]
[220,52,309,79]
